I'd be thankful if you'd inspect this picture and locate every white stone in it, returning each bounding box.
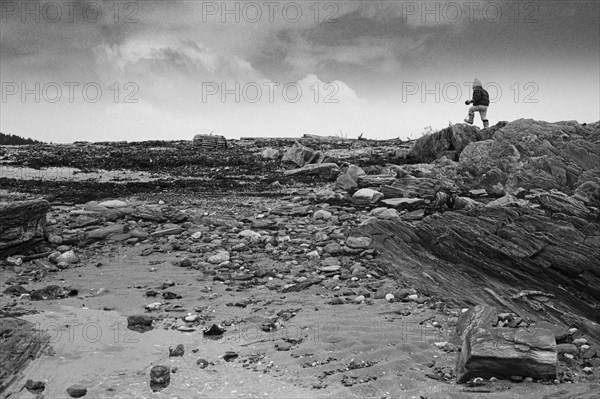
[56,250,79,264]
[352,188,384,204]
[385,293,395,302]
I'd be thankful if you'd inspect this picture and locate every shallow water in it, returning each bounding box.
[0,165,166,183]
[14,306,312,399]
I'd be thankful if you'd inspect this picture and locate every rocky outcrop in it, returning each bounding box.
[0,318,50,395]
[0,199,50,258]
[455,305,557,382]
[358,202,600,343]
[407,124,485,163]
[459,119,600,195]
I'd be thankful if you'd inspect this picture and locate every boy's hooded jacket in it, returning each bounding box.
[471,79,490,106]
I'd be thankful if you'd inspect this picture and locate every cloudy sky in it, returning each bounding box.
[1,0,599,142]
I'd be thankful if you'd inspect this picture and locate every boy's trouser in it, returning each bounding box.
[468,105,488,120]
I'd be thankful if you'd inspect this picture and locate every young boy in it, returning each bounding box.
[464,78,490,128]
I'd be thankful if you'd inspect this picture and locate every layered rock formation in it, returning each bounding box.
[354,119,600,345]
[0,199,50,257]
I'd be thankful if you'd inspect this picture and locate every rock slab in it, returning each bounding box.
[455,305,557,382]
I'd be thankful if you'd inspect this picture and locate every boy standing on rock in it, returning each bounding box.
[464,78,490,128]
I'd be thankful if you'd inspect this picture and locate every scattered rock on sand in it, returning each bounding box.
[150,365,170,391]
[127,315,154,333]
[66,384,87,398]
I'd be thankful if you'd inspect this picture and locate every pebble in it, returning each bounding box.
[208,251,230,264]
[556,343,578,355]
[150,365,170,391]
[169,344,185,357]
[24,380,45,392]
[572,338,587,346]
[354,295,365,303]
[275,341,292,351]
[196,358,209,368]
[56,250,79,264]
[329,297,345,305]
[313,210,333,220]
[145,302,162,311]
[66,384,88,398]
[385,293,395,302]
[582,367,593,375]
[223,351,238,361]
[346,236,372,249]
[184,314,199,322]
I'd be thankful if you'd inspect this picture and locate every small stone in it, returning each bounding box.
[556,343,578,356]
[203,324,226,336]
[572,338,587,346]
[320,265,341,273]
[127,315,154,333]
[406,294,419,302]
[385,293,395,302]
[275,341,292,351]
[323,242,342,254]
[196,358,209,368]
[66,384,87,398]
[56,250,79,264]
[24,379,45,392]
[329,297,345,305]
[208,251,230,264]
[150,365,170,391]
[145,302,162,311]
[346,236,372,249]
[48,234,62,245]
[223,351,238,361]
[184,314,199,322]
[354,295,365,303]
[582,367,593,375]
[169,344,184,357]
[313,210,333,220]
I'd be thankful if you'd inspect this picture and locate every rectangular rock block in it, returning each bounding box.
[455,305,557,382]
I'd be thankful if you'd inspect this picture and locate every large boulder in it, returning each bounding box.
[455,305,557,382]
[335,164,366,190]
[408,124,483,163]
[0,200,50,258]
[281,141,325,167]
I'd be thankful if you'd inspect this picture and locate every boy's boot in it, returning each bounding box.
[464,113,474,124]
[483,119,489,128]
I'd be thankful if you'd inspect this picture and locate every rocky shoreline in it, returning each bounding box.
[1,119,599,398]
